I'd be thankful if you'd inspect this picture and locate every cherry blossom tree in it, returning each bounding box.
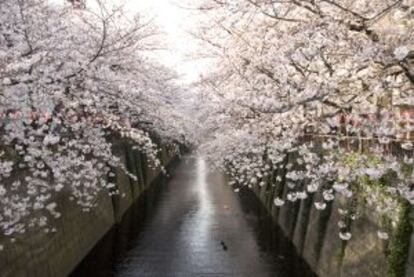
[0,0,190,239]
[192,0,414,239]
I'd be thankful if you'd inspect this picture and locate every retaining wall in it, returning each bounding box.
[0,139,179,277]
[251,157,414,277]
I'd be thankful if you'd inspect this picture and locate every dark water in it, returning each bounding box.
[71,156,316,277]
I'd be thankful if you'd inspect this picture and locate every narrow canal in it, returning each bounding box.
[71,155,315,277]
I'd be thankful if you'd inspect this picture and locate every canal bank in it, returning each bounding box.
[0,139,180,277]
[71,156,315,277]
[250,159,414,277]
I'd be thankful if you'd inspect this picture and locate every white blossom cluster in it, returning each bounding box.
[0,0,191,240]
[193,0,414,239]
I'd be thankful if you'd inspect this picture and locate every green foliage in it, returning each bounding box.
[341,154,412,276]
[400,163,414,178]
[387,201,412,277]
[342,152,383,169]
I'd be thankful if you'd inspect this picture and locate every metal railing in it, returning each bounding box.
[302,133,414,158]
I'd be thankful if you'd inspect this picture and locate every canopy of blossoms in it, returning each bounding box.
[192,0,414,239]
[0,0,193,238]
[1,0,414,244]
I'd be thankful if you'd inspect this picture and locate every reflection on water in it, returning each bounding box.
[71,156,316,277]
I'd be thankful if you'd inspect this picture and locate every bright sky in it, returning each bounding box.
[50,0,207,83]
[125,0,206,84]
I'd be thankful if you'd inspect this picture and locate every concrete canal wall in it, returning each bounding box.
[0,139,179,277]
[252,158,414,277]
